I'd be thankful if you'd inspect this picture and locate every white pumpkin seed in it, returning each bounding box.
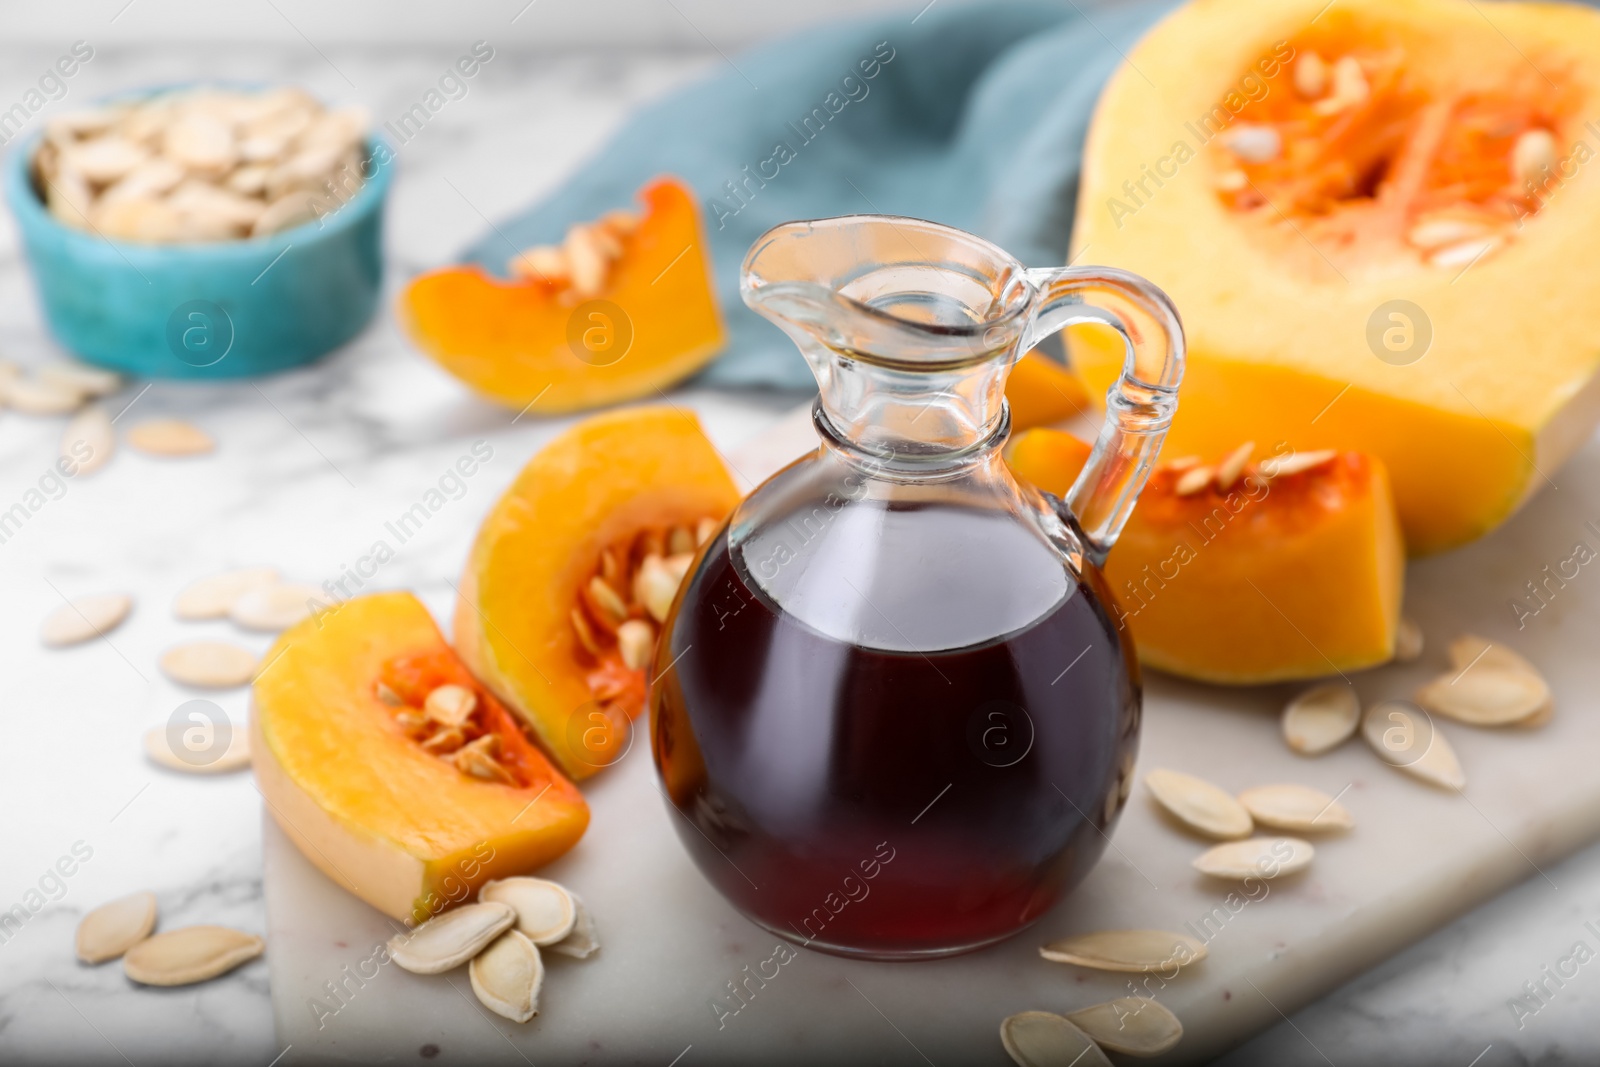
[1173,465,1214,496]
[127,418,214,456]
[1416,667,1549,727]
[76,891,157,963]
[41,593,133,647]
[123,925,263,986]
[1362,701,1465,789]
[1448,633,1536,675]
[1221,125,1280,164]
[61,404,115,475]
[1000,1011,1113,1067]
[617,619,655,671]
[174,566,281,620]
[1293,52,1328,98]
[143,725,251,774]
[469,929,544,1024]
[38,361,121,397]
[479,878,577,946]
[1064,997,1183,1056]
[159,641,260,688]
[1193,837,1314,880]
[1237,784,1353,832]
[1512,128,1557,185]
[546,890,600,959]
[1144,768,1253,839]
[387,902,515,975]
[3,375,85,415]
[1428,235,1503,269]
[230,582,323,632]
[1408,216,1491,250]
[1039,929,1207,973]
[1282,683,1359,756]
[1261,449,1337,478]
[424,684,478,727]
[1214,441,1255,490]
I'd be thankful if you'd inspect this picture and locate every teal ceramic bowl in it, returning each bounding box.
[3,128,393,378]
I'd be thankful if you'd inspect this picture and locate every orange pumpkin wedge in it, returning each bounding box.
[1006,352,1093,431]
[455,406,741,779]
[401,177,724,415]
[1008,429,1405,684]
[252,592,588,924]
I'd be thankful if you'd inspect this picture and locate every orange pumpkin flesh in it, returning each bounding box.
[455,407,740,779]
[1007,428,1405,683]
[1005,352,1093,431]
[401,177,724,415]
[252,592,588,923]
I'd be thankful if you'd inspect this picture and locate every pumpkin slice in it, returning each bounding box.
[1071,0,1600,553]
[455,406,740,779]
[1008,429,1405,683]
[252,592,588,923]
[401,177,724,415]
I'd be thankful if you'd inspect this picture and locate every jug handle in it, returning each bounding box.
[1017,266,1185,565]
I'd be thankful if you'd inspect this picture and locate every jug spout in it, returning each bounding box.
[742,217,1036,460]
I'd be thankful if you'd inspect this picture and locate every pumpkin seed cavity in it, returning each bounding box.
[1144,768,1254,839]
[123,925,263,986]
[1039,929,1207,973]
[76,891,157,964]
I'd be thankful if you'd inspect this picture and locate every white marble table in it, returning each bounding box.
[1,40,1597,1067]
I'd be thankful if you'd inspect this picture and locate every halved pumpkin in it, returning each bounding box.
[1071,0,1600,554]
[455,406,740,779]
[1008,429,1405,683]
[401,177,724,415]
[252,592,588,923]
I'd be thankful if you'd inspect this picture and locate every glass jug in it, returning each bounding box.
[649,215,1184,959]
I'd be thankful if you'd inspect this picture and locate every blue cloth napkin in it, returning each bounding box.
[464,0,1175,390]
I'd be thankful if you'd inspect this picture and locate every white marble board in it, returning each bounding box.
[264,402,1600,1064]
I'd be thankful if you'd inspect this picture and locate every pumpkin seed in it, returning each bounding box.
[1282,683,1359,756]
[159,641,260,688]
[123,925,263,986]
[253,193,318,236]
[1214,441,1255,490]
[1512,128,1557,186]
[1144,768,1253,839]
[1362,701,1465,789]
[1173,465,1214,496]
[424,684,477,727]
[696,517,718,544]
[636,555,680,622]
[564,224,610,297]
[143,725,251,774]
[1416,667,1549,726]
[1293,52,1328,98]
[1065,997,1183,1056]
[420,726,465,755]
[1237,784,1353,832]
[570,607,603,654]
[1394,617,1424,662]
[61,404,115,475]
[509,244,569,283]
[479,877,577,945]
[1313,56,1368,115]
[1039,929,1207,973]
[230,582,322,631]
[4,375,84,415]
[387,902,515,974]
[1221,126,1280,165]
[454,736,515,783]
[127,418,214,456]
[1261,449,1337,478]
[1408,215,1492,250]
[1000,1011,1113,1067]
[1448,633,1536,675]
[617,619,655,671]
[547,890,600,959]
[1428,236,1503,269]
[173,566,280,620]
[38,361,121,397]
[470,929,543,1024]
[41,593,133,647]
[1193,837,1314,880]
[585,575,628,624]
[76,891,157,963]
